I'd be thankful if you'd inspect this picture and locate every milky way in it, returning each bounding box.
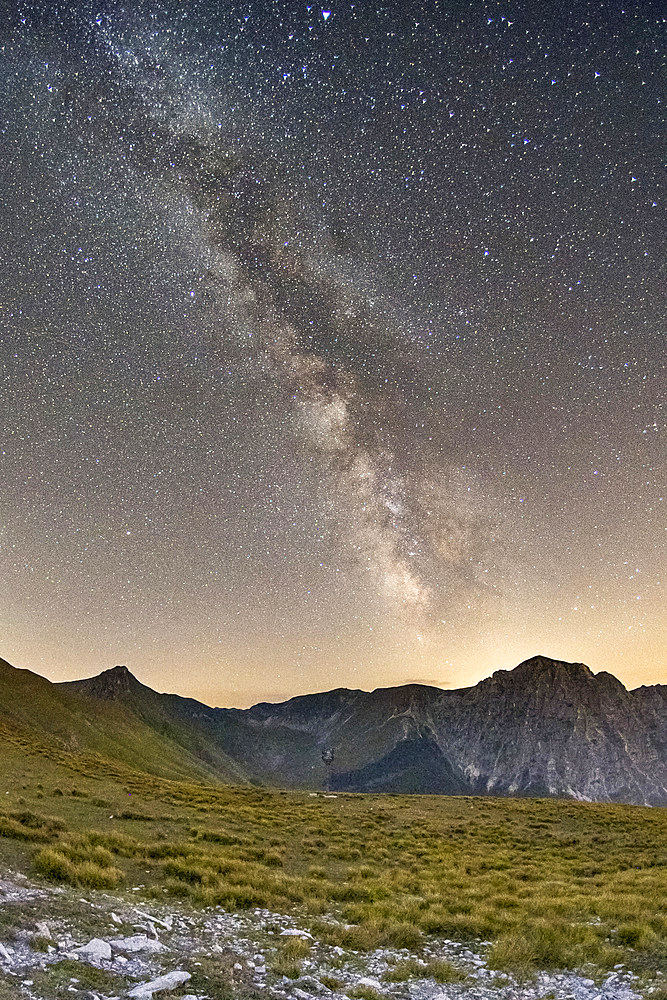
[0,2,664,705]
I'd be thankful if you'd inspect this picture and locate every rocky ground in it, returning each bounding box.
[0,872,660,1000]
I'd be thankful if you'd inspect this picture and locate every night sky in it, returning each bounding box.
[0,2,664,707]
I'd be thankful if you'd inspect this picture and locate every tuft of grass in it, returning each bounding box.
[347,986,384,1000]
[271,934,312,979]
[34,848,76,882]
[617,923,657,949]
[427,958,467,984]
[30,935,51,953]
[382,958,465,984]
[487,919,622,972]
[272,956,303,979]
[279,936,312,960]
[382,960,422,982]
[34,846,124,889]
[321,974,344,990]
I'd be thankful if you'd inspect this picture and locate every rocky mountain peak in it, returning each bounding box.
[488,655,598,690]
[77,664,139,700]
[516,654,592,676]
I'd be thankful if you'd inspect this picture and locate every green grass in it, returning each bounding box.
[382,958,467,984]
[30,959,129,998]
[0,732,664,979]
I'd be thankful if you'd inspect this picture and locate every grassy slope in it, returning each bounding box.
[0,724,664,982]
[0,658,245,784]
[0,657,664,980]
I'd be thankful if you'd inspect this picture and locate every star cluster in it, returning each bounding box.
[0,1,663,705]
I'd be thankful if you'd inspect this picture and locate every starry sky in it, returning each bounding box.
[0,1,664,707]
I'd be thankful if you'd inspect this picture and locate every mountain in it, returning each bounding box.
[58,654,667,806]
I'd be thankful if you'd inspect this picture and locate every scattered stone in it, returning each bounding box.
[74,938,112,962]
[128,969,191,998]
[357,977,382,990]
[110,934,166,954]
[136,910,173,931]
[281,928,314,940]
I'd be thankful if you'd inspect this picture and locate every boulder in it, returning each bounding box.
[128,970,191,998]
[75,938,112,962]
[110,934,166,954]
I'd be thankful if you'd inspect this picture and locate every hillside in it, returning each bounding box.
[0,657,247,785]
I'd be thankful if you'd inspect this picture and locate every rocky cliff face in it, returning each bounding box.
[63,655,667,805]
[225,656,667,804]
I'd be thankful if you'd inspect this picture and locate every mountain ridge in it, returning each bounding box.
[1,654,664,805]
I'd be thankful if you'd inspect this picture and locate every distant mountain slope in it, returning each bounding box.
[0,657,247,784]
[60,655,667,805]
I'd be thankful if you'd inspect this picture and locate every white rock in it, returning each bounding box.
[281,929,314,940]
[293,990,313,1000]
[357,978,382,990]
[128,970,191,998]
[134,920,159,939]
[0,943,11,962]
[111,912,122,925]
[110,934,166,954]
[35,921,52,939]
[75,938,112,962]
[136,910,173,931]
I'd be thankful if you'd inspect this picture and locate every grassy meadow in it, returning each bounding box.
[0,727,664,982]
